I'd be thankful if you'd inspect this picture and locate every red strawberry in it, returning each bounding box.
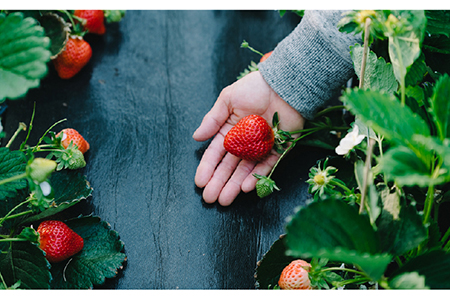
[278,259,312,290]
[260,51,273,62]
[53,37,92,79]
[57,128,90,154]
[37,220,84,263]
[223,115,274,161]
[74,10,106,35]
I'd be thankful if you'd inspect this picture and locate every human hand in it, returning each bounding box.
[193,71,305,206]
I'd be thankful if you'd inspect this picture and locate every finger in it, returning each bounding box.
[194,125,231,188]
[202,153,241,203]
[241,152,280,193]
[192,89,231,142]
[217,160,257,206]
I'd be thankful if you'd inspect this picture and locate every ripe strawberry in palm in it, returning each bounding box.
[278,259,312,290]
[74,10,106,35]
[223,114,274,161]
[57,128,90,154]
[53,36,92,79]
[37,220,84,263]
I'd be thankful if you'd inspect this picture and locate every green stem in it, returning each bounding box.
[268,129,320,179]
[35,118,67,149]
[330,179,353,195]
[289,126,349,135]
[359,17,372,89]
[441,225,450,245]
[0,173,27,186]
[241,40,264,57]
[313,105,346,119]
[58,10,78,29]
[5,123,27,148]
[0,272,7,289]
[321,267,367,277]
[20,103,35,151]
[334,277,371,288]
[0,210,33,225]
[0,198,32,226]
[0,238,29,243]
[423,183,437,226]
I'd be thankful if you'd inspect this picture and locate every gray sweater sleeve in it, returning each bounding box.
[259,10,362,120]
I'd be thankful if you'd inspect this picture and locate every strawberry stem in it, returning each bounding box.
[5,122,27,148]
[0,198,33,226]
[240,40,264,57]
[268,129,320,179]
[0,173,27,186]
[35,118,67,149]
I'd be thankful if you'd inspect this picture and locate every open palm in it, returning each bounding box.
[193,71,305,206]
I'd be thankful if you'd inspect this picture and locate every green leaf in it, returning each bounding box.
[341,88,430,158]
[389,250,450,289]
[21,169,93,224]
[37,12,69,58]
[388,11,426,86]
[429,73,450,140]
[350,43,398,94]
[0,12,51,102]
[285,199,392,281]
[405,52,427,86]
[0,241,51,289]
[254,235,295,289]
[49,216,126,289]
[425,10,450,37]
[378,146,438,187]
[424,35,450,54]
[389,272,428,289]
[0,147,28,200]
[375,185,427,256]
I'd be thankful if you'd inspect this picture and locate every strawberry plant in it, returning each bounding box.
[0,9,127,289]
[0,10,125,102]
[254,10,450,289]
[0,116,126,289]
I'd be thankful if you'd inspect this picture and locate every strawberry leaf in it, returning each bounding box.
[49,216,126,289]
[0,12,52,102]
[350,43,398,94]
[0,241,51,289]
[285,199,392,281]
[0,147,28,200]
[20,169,93,224]
[37,12,70,58]
[389,250,450,289]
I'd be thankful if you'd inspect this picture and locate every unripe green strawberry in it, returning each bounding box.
[37,220,84,263]
[68,149,86,169]
[26,158,57,183]
[253,174,280,198]
[224,115,274,161]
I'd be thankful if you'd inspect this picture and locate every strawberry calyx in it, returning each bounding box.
[271,112,294,154]
[253,174,280,198]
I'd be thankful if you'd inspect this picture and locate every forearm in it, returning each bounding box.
[259,10,362,120]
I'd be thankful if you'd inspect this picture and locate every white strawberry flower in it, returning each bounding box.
[335,125,365,155]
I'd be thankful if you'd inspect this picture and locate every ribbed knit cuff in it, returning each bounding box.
[259,10,361,120]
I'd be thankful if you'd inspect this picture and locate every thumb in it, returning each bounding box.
[193,91,231,141]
